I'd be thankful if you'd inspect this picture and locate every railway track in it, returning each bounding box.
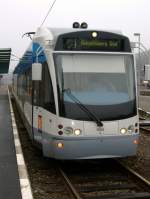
[138,108,150,120]
[58,159,150,199]
[139,108,150,134]
[140,126,150,134]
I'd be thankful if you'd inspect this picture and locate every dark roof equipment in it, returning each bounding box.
[0,48,11,73]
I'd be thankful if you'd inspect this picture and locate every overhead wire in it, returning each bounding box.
[40,0,57,27]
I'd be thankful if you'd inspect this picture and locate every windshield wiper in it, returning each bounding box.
[63,88,103,127]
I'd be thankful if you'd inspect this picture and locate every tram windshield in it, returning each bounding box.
[54,53,136,121]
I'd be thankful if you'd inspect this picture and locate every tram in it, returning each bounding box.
[13,23,139,159]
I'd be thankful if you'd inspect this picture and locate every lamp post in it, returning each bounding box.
[134,33,141,86]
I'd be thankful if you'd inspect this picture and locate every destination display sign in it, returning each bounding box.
[55,31,131,52]
[62,38,122,51]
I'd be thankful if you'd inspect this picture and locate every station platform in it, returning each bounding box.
[0,86,22,199]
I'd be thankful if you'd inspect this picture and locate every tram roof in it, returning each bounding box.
[33,27,123,42]
[48,28,123,39]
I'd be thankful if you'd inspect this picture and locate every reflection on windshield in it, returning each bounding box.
[63,88,103,126]
[54,54,136,121]
[63,73,130,105]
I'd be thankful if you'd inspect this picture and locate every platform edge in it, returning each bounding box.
[8,86,33,199]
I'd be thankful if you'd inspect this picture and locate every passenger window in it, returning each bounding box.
[42,62,56,114]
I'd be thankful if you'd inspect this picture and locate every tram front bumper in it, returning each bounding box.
[42,133,139,159]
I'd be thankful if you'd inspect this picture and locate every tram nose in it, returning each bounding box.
[83,121,118,135]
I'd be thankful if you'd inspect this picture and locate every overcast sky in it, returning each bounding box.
[0,0,150,72]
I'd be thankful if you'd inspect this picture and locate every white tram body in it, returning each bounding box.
[13,25,139,159]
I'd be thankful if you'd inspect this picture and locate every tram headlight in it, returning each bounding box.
[92,32,98,38]
[128,125,134,134]
[64,127,73,135]
[74,129,82,136]
[120,128,127,134]
[57,142,64,148]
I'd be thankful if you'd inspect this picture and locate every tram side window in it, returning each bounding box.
[18,75,23,99]
[26,68,32,102]
[42,62,56,114]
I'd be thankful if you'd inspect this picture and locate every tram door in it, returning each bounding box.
[32,61,56,144]
[32,81,43,144]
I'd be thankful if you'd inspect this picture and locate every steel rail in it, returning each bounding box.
[117,160,150,187]
[138,108,150,130]
[59,167,81,199]
[138,107,150,116]
[59,160,150,199]
[140,126,150,134]
[140,126,150,130]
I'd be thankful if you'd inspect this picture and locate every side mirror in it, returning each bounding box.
[32,63,42,81]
